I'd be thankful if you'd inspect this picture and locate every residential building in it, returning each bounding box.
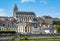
[42,16,53,25]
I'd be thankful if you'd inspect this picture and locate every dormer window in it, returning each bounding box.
[34,27,37,28]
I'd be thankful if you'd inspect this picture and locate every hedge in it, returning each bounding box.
[0,30,16,33]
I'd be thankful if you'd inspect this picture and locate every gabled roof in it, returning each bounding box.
[42,16,52,19]
[26,22,39,27]
[53,18,60,21]
[16,11,36,15]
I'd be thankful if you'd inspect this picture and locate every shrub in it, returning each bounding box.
[0,30,16,34]
[54,25,60,33]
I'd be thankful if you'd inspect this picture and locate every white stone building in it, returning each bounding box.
[16,18,40,34]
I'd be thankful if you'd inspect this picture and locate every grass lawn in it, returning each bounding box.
[2,38,60,41]
[15,38,60,41]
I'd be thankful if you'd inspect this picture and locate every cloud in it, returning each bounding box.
[0,13,6,16]
[40,0,48,4]
[0,9,6,16]
[21,0,35,3]
[0,9,4,12]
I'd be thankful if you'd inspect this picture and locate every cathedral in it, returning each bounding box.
[13,4,36,22]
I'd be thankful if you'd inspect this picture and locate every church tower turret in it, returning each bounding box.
[13,4,18,20]
[14,4,18,12]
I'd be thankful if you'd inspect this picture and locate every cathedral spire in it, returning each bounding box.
[13,4,18,19]
[14,4,18,12]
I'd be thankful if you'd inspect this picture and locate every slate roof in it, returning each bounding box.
[0,16,12,19]
[43,16,52,19]
[16,11,36,15]
[26,22,39,27]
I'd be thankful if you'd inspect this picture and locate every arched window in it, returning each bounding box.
[25,27,27,32]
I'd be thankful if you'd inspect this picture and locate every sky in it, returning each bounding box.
[0,0,60,18]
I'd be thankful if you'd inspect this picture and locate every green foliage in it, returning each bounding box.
[5,39,15,41]
[11,38,15,41]
[22,35,29,41]
[53,21,60,25]
[54,25,60,33]
[0,30,16,33]
[23,35,28,40]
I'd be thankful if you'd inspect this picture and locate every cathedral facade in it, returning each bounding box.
[13,4,36,22]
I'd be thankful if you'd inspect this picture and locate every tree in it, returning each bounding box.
[53,21,60,25]
[23,35,29,41]
[54,25,60,33]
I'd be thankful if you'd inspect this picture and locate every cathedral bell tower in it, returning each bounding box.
[13,4,18,20]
